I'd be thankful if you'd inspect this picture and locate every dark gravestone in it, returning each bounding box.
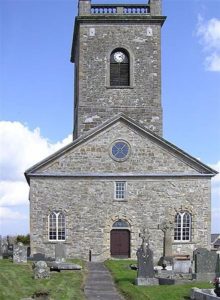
[193,248,220,281]
[28,252,55,262]
[2,242,13,259]
[27,246,31,257]
[136,229,158,285]
[33,253,46,261]
[137,245,154,278]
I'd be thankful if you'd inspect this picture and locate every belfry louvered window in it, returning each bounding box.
[110,49,130,86]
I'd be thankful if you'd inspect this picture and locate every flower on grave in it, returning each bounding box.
[213,277,220,297]
[213,277,220,286]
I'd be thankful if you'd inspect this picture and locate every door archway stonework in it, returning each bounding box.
[104,214,138,259]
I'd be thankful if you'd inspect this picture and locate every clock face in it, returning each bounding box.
[114,51,125,63]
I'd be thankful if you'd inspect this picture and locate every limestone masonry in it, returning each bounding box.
[26,0,217,262]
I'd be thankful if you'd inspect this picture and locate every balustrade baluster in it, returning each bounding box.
[91,5,149,15]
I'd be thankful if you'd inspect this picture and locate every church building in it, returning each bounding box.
[25,0,217,262]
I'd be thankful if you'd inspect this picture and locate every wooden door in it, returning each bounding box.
[110,229,130,258]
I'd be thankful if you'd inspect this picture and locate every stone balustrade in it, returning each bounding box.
[91,4,150,15]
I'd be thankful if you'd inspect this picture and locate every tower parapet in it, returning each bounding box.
[78,0,161,16]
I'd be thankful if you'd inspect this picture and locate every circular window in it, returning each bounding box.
[110,140,130,162]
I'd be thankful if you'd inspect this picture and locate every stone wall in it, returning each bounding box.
[73,21,163,136]
[39,122,200,175]
[29,176,211,262]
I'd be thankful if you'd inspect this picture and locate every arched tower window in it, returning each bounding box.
[48,211,66,241]
[110,49,130,86]
[174,211,191,242]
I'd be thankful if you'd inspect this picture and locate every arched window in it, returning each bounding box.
[110,49,130,86]
[112,219,130,228]
[48,211,66,241]
[174,212,191,242]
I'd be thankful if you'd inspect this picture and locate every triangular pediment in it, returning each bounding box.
[25,114,217,183]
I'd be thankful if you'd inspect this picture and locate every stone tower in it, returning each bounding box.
[71,0,166,138]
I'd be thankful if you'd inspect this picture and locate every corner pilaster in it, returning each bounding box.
[78,0,91,16]
[149,0,162,16]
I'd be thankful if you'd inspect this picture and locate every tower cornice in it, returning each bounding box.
[71,15,166,63]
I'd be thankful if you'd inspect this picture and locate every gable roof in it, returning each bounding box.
[211,234,220,244]
[25,113,218,183]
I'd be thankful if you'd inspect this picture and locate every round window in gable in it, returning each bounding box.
[110,140,130,162]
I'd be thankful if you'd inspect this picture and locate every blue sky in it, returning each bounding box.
[0,0,220,236]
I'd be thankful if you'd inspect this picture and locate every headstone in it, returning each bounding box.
[159,221,173,257]
[32,253,46,261]
[173,255,192,273]
[2,241,13,259]
[2,242,8,258]
[28,252,55,262]
[27,246,31,257]
[193,248,220,281]
[136,229,158,285]
[0,236,2,259]
[13,242,27,263]
[174,259,191,273]
[33,261,50,279]
[55,244,66,262]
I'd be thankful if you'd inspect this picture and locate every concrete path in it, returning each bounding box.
[84,262,125,300]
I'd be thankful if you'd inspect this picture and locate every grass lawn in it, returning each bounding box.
[0,259,85,300]
[105,260,212,300]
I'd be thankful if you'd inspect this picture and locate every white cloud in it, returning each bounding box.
[0,121,71,214]
[0,121,72,181]
[0,121,72,235]
[0,181,29,206]
[205,53,220,71]
[0,207,28,221]
[196,16,220,71]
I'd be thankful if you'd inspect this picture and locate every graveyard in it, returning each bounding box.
[0,259,85,300]
[0,258,214,300]
[0,235,220,300]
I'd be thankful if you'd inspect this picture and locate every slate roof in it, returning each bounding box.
[211,234,220,243]
[25,113,218,184]
[211,234,220,246]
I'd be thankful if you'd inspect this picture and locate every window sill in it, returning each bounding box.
[113,200,128,202]
[106,86,134,89]
[44,241,71,244]
[173,241,194,245]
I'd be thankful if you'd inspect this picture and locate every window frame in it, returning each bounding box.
[174,211,192,242]
[114,181,127,201]
[110,139,131,162]
[48,211,66,241]
[110,48,130,87]
[107,47,134,89]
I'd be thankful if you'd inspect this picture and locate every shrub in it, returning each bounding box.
[16,234,30,245]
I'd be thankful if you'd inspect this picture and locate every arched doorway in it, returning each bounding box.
[110,219,130,258]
